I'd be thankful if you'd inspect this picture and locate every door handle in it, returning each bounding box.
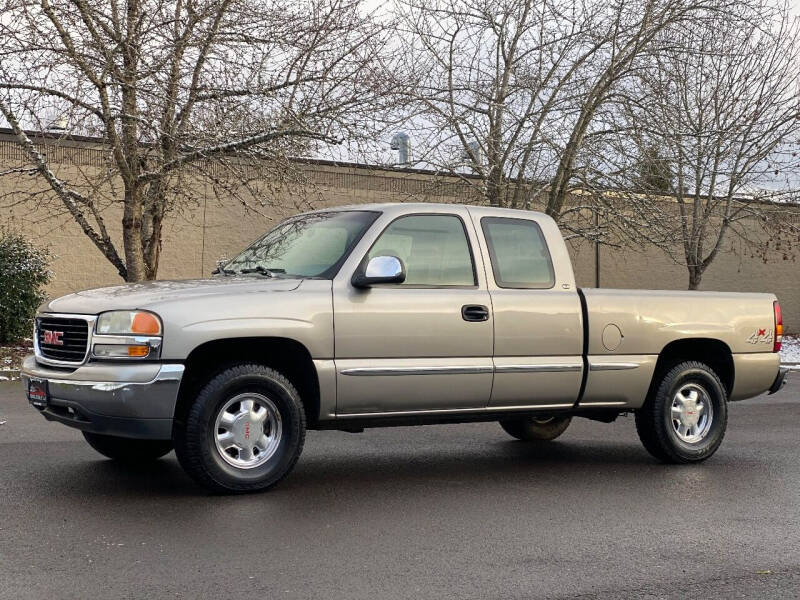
[462,304,489,322]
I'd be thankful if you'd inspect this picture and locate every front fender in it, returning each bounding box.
[156,280,334,360]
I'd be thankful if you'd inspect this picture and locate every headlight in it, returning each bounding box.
[96,311,162,335]
[93,311,162,360]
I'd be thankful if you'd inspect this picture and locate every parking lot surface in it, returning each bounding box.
[1,378,798,599]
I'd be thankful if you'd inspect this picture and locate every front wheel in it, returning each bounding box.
[499,416,572,441]
[83,432,173,462]
[174,364,306,493]
[635,361,728,463]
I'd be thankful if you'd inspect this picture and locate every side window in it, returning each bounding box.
[481,217,555,289]
[368,215,476,286]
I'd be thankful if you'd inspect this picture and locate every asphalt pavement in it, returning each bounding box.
[1,377,799,599]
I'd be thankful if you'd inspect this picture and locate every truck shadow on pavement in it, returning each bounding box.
[286,439,680,493]
[33,437,694,500]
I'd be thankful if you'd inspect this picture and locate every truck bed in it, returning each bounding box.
[578,288,780,407]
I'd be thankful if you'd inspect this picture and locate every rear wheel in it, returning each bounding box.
[499,416,572,441]
[174,364,305,493]
[635,361,728,463]
[83,432,173,462]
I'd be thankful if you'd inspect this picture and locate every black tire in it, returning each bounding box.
[635,360,728,463]
[173,364,306,493]
[500,416,572,441]
[83,432,173,462]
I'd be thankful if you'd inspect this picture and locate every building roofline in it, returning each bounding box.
[0,126,106,145]
[0,126,478,179]
[0,127,796,206]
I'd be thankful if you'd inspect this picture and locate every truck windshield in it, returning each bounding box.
[225,211,378,278]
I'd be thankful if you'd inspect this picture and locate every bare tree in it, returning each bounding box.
[598,3,800,289]
[394,0,746,237]
[0,0,391,281]
[543,0,751,220]
[394,0,601,209]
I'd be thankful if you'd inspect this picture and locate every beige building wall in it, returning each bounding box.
[1,135,798,332]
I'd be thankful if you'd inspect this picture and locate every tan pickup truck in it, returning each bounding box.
[21,203,788,493]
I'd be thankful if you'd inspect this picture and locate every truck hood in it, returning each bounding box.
[41,277,303,315]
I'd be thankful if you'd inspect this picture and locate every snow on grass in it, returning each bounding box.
[0,340,30,381]
[780,335,800,365]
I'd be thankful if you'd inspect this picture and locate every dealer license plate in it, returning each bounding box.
[27,378,49,409]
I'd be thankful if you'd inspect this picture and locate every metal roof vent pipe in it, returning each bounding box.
[390,132,411,165]
[463,141,483,173]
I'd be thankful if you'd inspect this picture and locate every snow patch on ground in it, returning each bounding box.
[0,340,31,381]
[780,335,800,365]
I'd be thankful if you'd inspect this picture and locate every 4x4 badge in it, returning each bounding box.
[746,328,773,345]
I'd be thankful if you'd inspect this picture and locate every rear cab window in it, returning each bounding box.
[480,217,555,289]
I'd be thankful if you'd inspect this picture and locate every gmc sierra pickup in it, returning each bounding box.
[21,203,788,493]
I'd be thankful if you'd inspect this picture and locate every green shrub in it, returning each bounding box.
[0,230,51,344]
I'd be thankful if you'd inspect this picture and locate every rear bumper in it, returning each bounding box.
[20,355,184,440]
[768,367,789,395]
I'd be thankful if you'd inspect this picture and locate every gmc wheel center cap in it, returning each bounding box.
[233,415,262,447]
[681,399,700,428]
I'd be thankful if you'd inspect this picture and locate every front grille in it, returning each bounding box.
[36,317,89,363]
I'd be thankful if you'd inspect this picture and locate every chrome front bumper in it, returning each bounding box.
[20,355,184,440]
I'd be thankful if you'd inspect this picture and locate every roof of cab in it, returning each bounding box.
[307,202,548,218]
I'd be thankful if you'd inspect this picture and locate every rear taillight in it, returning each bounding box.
[774,300,783,353]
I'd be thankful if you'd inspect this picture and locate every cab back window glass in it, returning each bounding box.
[481,217,555,288]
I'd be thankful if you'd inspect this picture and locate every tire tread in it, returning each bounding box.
[174,364,306,493]
[500,416,572,441]
[635,360,727,464]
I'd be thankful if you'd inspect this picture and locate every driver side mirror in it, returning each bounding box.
[352,255,406,288]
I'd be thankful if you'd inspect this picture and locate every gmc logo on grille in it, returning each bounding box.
[42,330,64,346]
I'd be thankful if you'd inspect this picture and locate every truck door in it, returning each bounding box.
[470,209,584,408]
[332,210,494,415]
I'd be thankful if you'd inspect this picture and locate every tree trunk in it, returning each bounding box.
[145,212,163,280]
[486,165,503,207]
[142,177,167,280]
[546,88,607,220]
[688,266,702,290]
[122,185,147,282]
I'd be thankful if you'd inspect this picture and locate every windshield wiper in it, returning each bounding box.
[240,266,286,277]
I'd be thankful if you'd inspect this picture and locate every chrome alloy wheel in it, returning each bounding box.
[214,393,282,469]
[670,383,714,444]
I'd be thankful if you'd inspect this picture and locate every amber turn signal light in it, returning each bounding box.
[127,345,150,357]
[131,312,161,335]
